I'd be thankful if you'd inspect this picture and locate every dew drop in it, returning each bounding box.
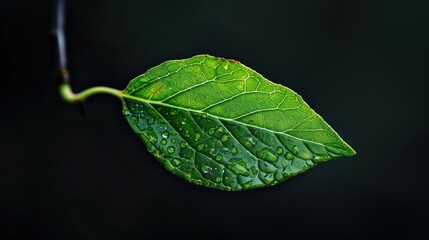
[222,171,237,188]
[201,165,211,174]
[170,109,178,115]
[292,146,299,155]
[208,148,215,155]
[313,155,328,162]
[227,158,249,176]
[217,126,224,133]
[180,141,188,148]
[276,147,283,154]
[171,131,177,136]
[195,132,201,141]
[162,131,169,138]
[285,152,294,160]
[258,160,277,173]
[256,148,278,163]
[221,147,230,153]
[240,136,256,148]
[172,159,181,167]
[131,116,138,124]
[181,120,186,125]
[258,172,274,185]
[171,138,176,143]
[231,147,238,154]
[167,146,175,154]
[202,113,207,118]
[215,155,223,162]
[147,118,155,125]
[142,130,158,144]
[220,134,229,142]
[208,127,215,135]
[184,130,190,138]
[300,152,313,160]
[160,139,167,145]
[197,143,205,151]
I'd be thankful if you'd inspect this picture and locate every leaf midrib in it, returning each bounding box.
[119,92,351,154]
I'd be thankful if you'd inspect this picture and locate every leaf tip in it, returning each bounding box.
[343,144,357,157]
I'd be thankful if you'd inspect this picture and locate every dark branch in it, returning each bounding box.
[51,0,69,83]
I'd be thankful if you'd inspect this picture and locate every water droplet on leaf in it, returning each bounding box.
[170,109,178,115]
[162,131,169,138]
[195,132,201,141]
[180,141,188,148]
[172,159,181,166]
[221,135,229,142]
[256,148,278,163]
[197,143,205,151]
[201,164,211,173]
[167,146,175,153]
[147,118,155,125]
[285,152,294,160]
[208,127,215,135]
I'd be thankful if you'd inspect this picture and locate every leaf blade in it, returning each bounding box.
[122,55,355,190]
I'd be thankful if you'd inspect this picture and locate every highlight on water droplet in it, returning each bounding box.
[220,134,229,142]
[277,147,283,154]
[162,131,169,138]
[201,164,211,174]
[161,139,167,145]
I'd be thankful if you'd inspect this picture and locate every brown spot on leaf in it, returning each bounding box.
[150,85,164,95]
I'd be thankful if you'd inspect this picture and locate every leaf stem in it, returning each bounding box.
[60,83,124,103]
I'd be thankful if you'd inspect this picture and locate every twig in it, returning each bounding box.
[51,0,69,83]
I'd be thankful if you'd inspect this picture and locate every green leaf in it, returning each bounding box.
[121,55,355,190]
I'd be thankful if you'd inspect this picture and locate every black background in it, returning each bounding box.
[1,0,429,239]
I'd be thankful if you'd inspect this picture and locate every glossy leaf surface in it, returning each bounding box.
[122,55,355,190]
